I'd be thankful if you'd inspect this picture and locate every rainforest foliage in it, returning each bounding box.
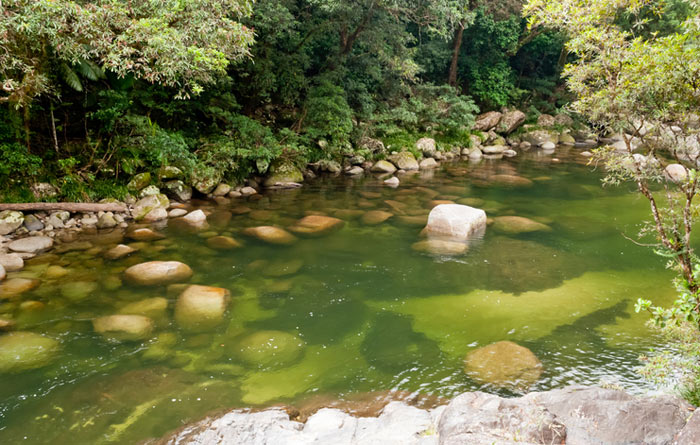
[0,0,566,200]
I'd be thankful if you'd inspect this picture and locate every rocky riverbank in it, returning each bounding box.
[157,385,699,444]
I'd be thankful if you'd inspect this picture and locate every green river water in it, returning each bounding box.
[0,148,678,443]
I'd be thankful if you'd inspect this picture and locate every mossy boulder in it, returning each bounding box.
[370,160,397,174]
[235,330,305,368]
[119,297,169,320]
[0,210,24,236]
[264,161,304,187]
[132,194,169,221]
[388,152,419,171]
[464,341,542,388]
[0,332,60,373]
[174,285,230,332]
[127,172,151,192]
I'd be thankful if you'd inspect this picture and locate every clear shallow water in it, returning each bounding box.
[0,148,678,443]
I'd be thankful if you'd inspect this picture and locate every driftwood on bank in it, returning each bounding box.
[0,202,128,213]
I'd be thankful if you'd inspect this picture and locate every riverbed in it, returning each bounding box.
[0,147,676,443]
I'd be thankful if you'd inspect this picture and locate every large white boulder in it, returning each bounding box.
[424,204,487,241]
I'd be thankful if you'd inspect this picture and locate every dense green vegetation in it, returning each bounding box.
[0,0,567,201]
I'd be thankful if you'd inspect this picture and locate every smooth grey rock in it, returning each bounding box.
[384,176,400,187]
[0,253,24,272]
[8,236,53,254]
[481,145,506,155]
[132,194,169,221]
[169,208,188,218]
[522,129,559,147]
[240,186,257,196]
[676,411,700,444]
[424,204,486,241]
[346,166,365,175]
[541,141,556,150]
[419,158,438,169]
[23,214,44,232]
[0,264,5,281]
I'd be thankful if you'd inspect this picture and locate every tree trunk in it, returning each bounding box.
[0,202,128,213]
[448,23,465,87]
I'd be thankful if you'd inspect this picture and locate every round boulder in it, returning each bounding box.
[174,285,231,332]
[0,332,60,373]
[124,261,193,286]
[464,341,542,387]
[235,330,305,368]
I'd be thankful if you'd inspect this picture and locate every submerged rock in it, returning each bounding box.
[424,204,486,241]
[174,285,231,332]
[104,244,137,260]
[0,332,60,373]
[119,297,169,320]
[289,215,345,237]
[124,261,193,286]
[361,210,393,225]
[488,174,534,188]
[492,216,552,235]
[0,278,40,298]
[126,227,165,241]
[243,226,298,245]
[411,239,468,256]
[206,235,242,250]
[464,340,542,388]
[235,330,305,368]
[60,281,98,301]
[93,314,154,342]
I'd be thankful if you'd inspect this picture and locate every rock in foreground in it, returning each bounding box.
[159,386,698,445]
[464,340,542,388]
[424,204,486,241]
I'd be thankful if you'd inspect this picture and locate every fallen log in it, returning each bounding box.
[0,202,128,213]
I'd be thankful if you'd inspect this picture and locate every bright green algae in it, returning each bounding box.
[0,149,678,443]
